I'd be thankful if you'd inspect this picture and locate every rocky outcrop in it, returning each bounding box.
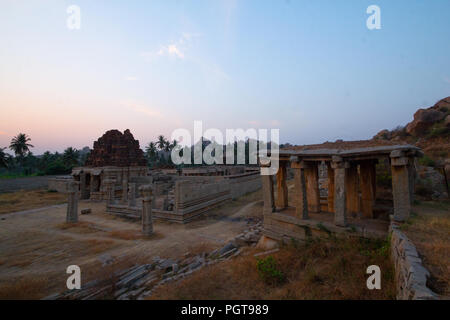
[406,109,446,136]
[85,129,146,167]
[416,166,449,200]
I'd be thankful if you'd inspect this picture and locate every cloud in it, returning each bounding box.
[120,100,163,118]
[141,32,201,61]
[158,44,185,59]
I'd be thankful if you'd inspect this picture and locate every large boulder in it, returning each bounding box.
[406,108,445,136]
[416,166,448,200]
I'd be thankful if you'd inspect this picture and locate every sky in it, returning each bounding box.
[1,0,449,154]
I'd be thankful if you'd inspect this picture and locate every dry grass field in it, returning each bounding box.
[0,189,67,215]
[150,236,395,300]
[402,200,450,296]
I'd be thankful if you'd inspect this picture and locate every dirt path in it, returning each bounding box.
[0,194,263,298]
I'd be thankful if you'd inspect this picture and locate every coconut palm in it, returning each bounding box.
[145,142,158,158]
[0,147,9,168]
[9,133,34,158]
[157,135,167,151]
[63,147,80,168]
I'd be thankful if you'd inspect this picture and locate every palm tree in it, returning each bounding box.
[63,147,80,168]
[9,133,33,158]
[0,147,9,168]
[145,142,157,159]
[157,135,167,151]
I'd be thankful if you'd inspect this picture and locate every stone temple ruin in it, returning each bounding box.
[71,129,148,201]
[63,129,261,227]
[260,140,423,241]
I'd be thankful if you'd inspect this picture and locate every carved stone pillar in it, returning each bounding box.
[331,157,349,227]
[305,162,320,213]
[360,160,376,219]
[128,183,136,207]
[345,163,359,216]
[261,160,275,215]
[275,161,288,209]
[327,162,335,213]
[140,185,154,236]
[291,156,308,220]
[66,181,79,223]
[103,179,116,205]
[390,151,411,222]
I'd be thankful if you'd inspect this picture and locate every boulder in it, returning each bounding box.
[406,109,445,136]
[445,115,450,127]
[373,129,391,140]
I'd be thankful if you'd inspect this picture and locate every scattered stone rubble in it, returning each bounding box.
[47,219,263,300]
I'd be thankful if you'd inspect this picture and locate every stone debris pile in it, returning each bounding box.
[47,219,263,300]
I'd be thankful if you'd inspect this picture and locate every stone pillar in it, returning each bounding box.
[331,157,349,227]
[79,172,89,200]
[128,183,136,207]
[390,151,411,222]
[140,185,154,236]
[66,181,79,223]
[305,162,320,213]
[261,168,275,215]
[104,179,116,205]
[327,163,335,213]
[122,179,128,204]
[275,162,288,209]
[90,174,95,194]
[345,163,359,216]
[291,157,308,219]
[360,160,375,219]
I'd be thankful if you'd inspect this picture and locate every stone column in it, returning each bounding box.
[140,185,154,236]
[79,172,90,200]
[90,174,95,194]
[275,161,288,209]
[327,162,335,213]
[66,181,79,223]
[331,157,349,227]
[291,156,308,219]
[360,160,375,219]
[305,162,320,213]
[122,179,128,204]
[345,163,359,216]
[103,179,116,205]
[261,165,275,215]
[390,151,411,222]
[128,183,136,207]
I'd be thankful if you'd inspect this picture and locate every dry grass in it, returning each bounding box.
[0,189,66,214]
[55,221,98,234]
[0,277,49,300]
[85,239,117,254]
[150,236,395,300]
[108,230,143,241]
[402,200,450,296]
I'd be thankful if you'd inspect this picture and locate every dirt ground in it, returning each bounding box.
[0,190,263,299]
[0,189,67,215]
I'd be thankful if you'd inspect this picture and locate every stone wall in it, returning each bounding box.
[225,172,261,199]
[48,177,73,192]
[389,223,439,300]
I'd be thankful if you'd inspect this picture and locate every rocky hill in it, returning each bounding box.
[373,97,450,165]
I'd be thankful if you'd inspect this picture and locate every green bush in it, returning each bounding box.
[418,155,435,167]
[256,256,285,285]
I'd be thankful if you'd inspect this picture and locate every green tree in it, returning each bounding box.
[0,147,9,168]
[9,133,33,158]
[62,147,80,168]
[157,135,168,151]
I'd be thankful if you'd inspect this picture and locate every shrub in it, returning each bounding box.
[418,155,435,167]
[256,256,285,285]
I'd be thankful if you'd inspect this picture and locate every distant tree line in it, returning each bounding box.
[0,133,90,178]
